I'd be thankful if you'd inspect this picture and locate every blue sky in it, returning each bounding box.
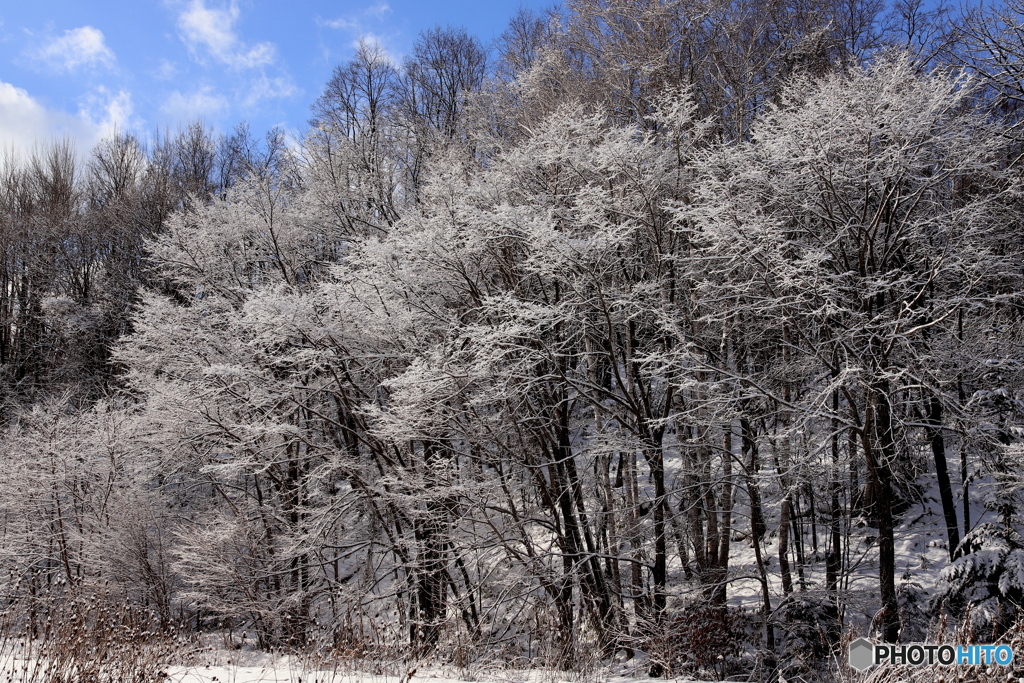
[0,0,557,154]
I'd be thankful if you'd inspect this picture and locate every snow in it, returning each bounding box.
[156,646,711,683]
[0,645,712,683]
[164,663,706,683]
[714,474,987,636]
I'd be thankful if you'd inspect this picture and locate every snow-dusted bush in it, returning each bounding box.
[934,523,1024,634]
[776,595,836,679]
[646,603,750,679]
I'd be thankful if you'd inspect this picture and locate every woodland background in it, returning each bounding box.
[3,0,1024,680]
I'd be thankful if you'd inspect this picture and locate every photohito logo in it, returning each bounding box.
[848,638,1014,671]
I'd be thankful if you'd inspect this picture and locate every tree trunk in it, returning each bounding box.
[825,390,843,644]
[742,419,767,542]
[747,462,775,661]
[413,440,451,650]
[779,493,793,595]
[864,384,899,643]
[714,428,734,605]
[925,394,960,561]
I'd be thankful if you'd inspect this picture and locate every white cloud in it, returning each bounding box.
[347,35,400,65]
[319,3,399,66]
[0,81,129,157]
[242,75,300,108]
[36,26,115,72]
[0,81,71,147]
[177,0,276,69]
[322,2,392,31]
[160,86,229,123]
[366,3,392,20]
[323,17,357,30]
[154,59,178,81]
[78,87,135,138]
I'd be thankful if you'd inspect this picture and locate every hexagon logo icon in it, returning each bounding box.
[849,637,875,671]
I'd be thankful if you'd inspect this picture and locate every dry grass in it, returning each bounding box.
[0,593,192,683]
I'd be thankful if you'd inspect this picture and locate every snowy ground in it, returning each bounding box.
[714,475,983,639]
[165,663,705,683]
[165,650,709,683]
[0,650,710,683]
[0,640,712,683]
[0,477,982,683]
[0,638,703,683]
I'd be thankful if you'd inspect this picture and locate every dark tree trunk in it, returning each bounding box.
[864,384,899,643]
[779,494,794,595]
[925,394,960,560]
[747,466,775,660]
[742,418,767,542]
[412,440,451,650]
[714,428,734,605]
[825,390,843,644]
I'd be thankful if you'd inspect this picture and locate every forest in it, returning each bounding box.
[2,0,1024,680]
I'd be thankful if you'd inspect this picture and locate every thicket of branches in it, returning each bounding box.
[4,0,1024,679]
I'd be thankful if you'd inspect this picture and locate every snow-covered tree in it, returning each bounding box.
[677,56,1024,643]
